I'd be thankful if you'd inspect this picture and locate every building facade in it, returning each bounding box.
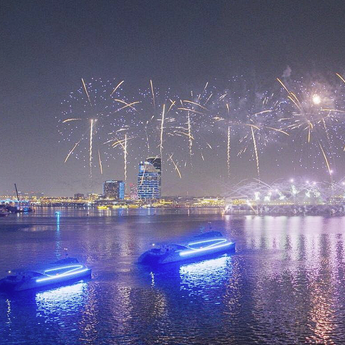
[103,180,125,199]
[137,157,161,200]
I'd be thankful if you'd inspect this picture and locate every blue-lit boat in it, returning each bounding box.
[0,258,91,292]
[138,231,235,265]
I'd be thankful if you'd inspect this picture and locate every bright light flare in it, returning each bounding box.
[312,94,321,105]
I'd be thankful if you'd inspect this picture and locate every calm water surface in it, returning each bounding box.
[1,208,345,344]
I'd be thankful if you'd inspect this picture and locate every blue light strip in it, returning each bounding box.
[179,241,233,257]
[36,268,89,283]
[44,265,83,275]
[187,238,227,248]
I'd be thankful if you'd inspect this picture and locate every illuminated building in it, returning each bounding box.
[74,193,84,200]
[137,157,161,200]
[103,180,125,200]
[87,193,100,201]
[129,183,138,200]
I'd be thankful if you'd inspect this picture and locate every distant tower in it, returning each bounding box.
[103,180,125,200]
[137,157,161,200]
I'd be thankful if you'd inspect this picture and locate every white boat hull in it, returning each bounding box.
[139,242,235,265]
[0,268,91,291]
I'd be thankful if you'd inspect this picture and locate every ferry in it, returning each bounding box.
[0,257,91,292]
[138,231,235,265]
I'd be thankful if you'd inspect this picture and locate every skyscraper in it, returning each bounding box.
[137,157,161,200]
[103,180,125,199]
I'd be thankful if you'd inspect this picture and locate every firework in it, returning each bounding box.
[58,72,345,185]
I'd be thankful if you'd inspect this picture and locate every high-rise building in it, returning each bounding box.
[103,180,125,199]
[129,183,138,200]
[138,157,161,200]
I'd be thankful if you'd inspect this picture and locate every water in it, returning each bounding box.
[1,209,345,344]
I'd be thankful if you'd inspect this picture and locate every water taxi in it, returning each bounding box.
[0,257,91,292]
[138,231,235,265]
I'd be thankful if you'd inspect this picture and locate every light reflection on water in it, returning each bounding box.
[1,210,345,343]
[179,256,231,299]
[35,282,87,316]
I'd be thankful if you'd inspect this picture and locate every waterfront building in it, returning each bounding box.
[74,193,85,200]
[103,180,125,200]
[129,183,138,200]
[87,193,100,201]
[137,157,161,200]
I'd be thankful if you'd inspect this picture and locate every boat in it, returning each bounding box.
[0,207,9,217]
[0,257,91,292]
[138,231,235,265]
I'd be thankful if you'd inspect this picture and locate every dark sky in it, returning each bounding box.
[1,0,345,196]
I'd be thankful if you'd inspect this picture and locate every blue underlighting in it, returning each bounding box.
[179,241,233,257]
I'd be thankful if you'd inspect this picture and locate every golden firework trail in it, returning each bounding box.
[226,103,230,114]
[227,126,231,178]
[62,118,82,124]
[89,119,95,178]
[205,93,213,105]
[167,99,176,113]
[173,130,194,140]
[114,99,140,111]
[98,149,103,175]
[110,80,124,97]
[277,78,303,110]
[321,118,331,143]
[336,73,345,84]
[108,135,129,181]
[252,110,272,116]
[64,139,82,163]
[124,133,128,181]
[322,108,345,114]
[187,112,193,159]
[160,104,166,158]
[318,142,332,178]
[103,137,123,146]
[168,154,182,179]
[108,137,128,148]
[245,123,260,131]
[213,116,224,121]
[81,78,92,107]
[145,128,150,153]
[182,100,208,111]
[178,107,205,116]
[251,126,260,179]
[219,93,227,101]
[276,77,290,93]
[150,79,156,109]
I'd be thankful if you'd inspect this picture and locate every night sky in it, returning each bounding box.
[2,0,345,196]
